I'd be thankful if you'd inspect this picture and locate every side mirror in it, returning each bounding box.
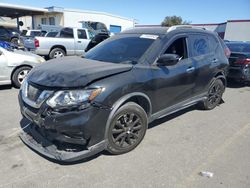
[157,54,180,66]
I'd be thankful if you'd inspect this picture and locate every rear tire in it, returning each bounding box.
[106,102,148,155]
[12,66,31,88]
[199,79,225,110]
[49,48,65,59]
[10,37,19,45]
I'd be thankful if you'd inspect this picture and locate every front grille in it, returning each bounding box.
[27,84,43,102]
[21,81,53,109]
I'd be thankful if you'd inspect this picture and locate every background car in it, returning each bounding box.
[23,27,91,59]
[84,32,109,52]
[19,29,47,49]
[0,46,45,88]
[20,29,47,37]
[0,26,19,45]
[226,42,250,83]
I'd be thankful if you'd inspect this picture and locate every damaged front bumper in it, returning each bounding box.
[19,93,111,162]
[20,123,107,162]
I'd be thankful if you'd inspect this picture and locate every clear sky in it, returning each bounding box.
[1,0,250,24]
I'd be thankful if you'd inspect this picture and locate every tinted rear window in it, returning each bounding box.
[226,43,250,53]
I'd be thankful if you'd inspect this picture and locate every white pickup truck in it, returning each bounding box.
[24,27,92,59]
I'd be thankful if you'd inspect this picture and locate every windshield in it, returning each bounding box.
[84,36,155,64]
[226,43,250,53]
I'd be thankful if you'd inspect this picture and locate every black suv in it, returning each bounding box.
[0,26,19,44]
[19,26,229,162]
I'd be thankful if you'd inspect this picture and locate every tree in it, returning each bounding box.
[161,16,191,27]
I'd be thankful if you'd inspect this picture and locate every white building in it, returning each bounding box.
[0,3,136,33]
[136,20,250,42]
[25,6,136,33]
[192,20,250,41]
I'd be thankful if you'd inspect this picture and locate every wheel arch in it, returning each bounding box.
[10,36,18,41]
[10,64,32,81]
[49,45,67,55]
[104,92,152,139]
[214,71,227,87]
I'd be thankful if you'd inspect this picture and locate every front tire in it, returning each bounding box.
[199,79,225,110]
[107,102,148,155]
[12,66,31,88]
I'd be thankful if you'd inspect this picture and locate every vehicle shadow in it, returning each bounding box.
[0,85,13,90]
[227,80,249,88]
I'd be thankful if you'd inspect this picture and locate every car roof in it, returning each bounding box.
[121,26,215,36]
[122,27,169,35]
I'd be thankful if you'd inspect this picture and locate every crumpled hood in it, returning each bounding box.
[27,56,133,88]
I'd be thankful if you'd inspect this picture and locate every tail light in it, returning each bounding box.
[224,47,231,59]
[235,58,250,65]
[34,39,39,48]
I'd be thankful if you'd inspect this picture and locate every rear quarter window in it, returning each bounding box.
[189,34,209,57]
[208,35,220,52]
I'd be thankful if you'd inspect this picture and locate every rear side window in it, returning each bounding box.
[77,29,87,39]
[59,28,74,38]
[189,35,209,56]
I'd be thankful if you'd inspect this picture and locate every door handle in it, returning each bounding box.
[77,41,82,43]
[186,67,195,73]
[212,58,218,63]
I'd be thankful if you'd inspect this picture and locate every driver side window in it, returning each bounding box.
[164,37,188,59]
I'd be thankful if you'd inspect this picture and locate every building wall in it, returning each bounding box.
[33,13,64,28]
[63,9,135,32]
[224,21,250,41]
[19,16,32,29]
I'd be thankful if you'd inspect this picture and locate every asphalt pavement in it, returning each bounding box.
[0,83,249,188]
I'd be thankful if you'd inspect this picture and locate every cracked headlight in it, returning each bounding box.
[46,88,102,108]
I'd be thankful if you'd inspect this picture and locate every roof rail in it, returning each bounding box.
[167,25,206,32]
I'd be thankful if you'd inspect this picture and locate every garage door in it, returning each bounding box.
[110,25,121,33]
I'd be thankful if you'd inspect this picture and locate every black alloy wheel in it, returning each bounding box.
[200,79,225,110]
[107,102,148,155]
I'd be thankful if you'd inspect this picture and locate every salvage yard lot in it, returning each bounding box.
[0,84,249,188]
